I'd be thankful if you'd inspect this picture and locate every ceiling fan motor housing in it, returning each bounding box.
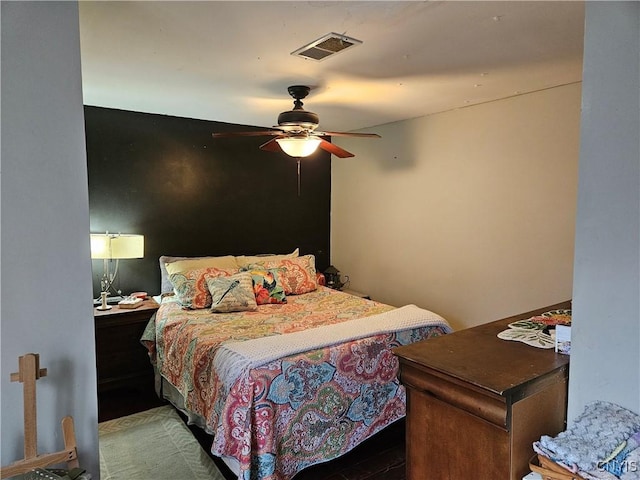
[277,109,319,129]
[277,85,319,130]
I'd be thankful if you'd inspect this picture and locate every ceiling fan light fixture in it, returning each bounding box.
[276,137,322,157]
[212,85,379,159]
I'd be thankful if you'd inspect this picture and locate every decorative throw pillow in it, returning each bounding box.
[160,255,239,293]
[245,268,287,305]
[257,255,318,295]
[235,248,299,268]
[169,267,237,309]
[207,271,257,313]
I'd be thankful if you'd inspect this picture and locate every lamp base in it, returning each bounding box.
[93,295,123,307]
[96,292,112,311]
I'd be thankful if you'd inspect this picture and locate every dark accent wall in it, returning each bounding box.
[85,106,331,296]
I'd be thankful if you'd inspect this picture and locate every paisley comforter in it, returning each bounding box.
[142,286,451,480]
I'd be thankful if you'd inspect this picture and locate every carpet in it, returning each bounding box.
[99,406,226,480]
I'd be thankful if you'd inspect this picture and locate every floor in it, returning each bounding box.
[97,386,165,422]
[98,387,406,480]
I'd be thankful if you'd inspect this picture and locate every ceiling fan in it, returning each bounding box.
[212,85,380,158]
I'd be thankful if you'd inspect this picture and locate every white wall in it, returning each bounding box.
[1,1,99,475]
[569,2,640,419]
[332,84,581,330]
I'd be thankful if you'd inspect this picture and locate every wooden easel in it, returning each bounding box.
[0,353,79,479]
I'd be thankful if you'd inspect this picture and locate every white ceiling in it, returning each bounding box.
[78,1,585,133]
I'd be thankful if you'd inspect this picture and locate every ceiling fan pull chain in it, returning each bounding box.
[297,159,301,197]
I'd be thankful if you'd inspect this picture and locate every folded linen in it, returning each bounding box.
[213,304,451,395]
[538,401,640,472]
[620,446,640,480]
[600,432,640,478]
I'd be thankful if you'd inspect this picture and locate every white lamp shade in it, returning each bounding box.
[90,234,110,259]
[111,234,144,259]
[276,137,321,157]
[90,233,144,259]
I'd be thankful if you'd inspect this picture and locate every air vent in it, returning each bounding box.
[291,32,362,61]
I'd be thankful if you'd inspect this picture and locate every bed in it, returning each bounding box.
[141,251,452,480]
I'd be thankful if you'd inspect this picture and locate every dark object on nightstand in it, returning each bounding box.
[323,265,349,290]
[94,299,159,405]
[394,301,571,480]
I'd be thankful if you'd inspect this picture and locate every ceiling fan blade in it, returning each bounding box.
[318,138,354,158]
[317,131,381,138]
[212,130,283,138]
[259,137,284,152]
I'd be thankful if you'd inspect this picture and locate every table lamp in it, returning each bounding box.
[90,233,144,310]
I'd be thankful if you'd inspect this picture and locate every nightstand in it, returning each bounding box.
[93,299,159,394]
[341,288,371,300]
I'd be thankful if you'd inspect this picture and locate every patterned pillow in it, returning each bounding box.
[235,248,299,268]
[169,267,237,309]
[207,271,257,313]
[245,268,287,305]
[257,255,318,295]
[161,255,239,294]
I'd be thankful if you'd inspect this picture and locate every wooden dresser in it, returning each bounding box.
[394,301,571,480]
